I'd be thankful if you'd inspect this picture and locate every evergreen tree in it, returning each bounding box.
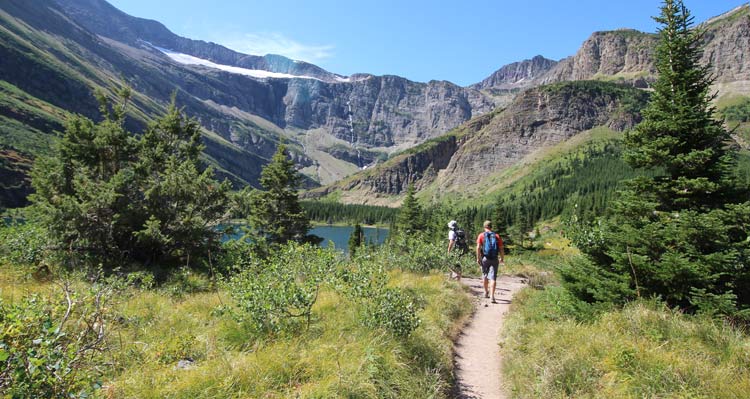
[244,144,318,245]
[31,90,230,267]
[562,0,750,314]
[395,184,422,234]
[348,223,364,257]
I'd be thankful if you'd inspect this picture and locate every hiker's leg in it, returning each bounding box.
[489,263,497,300]
[480,258,489,294]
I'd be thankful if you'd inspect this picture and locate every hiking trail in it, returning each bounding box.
[453,275,527,399]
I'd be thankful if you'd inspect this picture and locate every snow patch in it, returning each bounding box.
[152,45,320,80]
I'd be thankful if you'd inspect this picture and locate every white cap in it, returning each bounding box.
[448,220,457,229]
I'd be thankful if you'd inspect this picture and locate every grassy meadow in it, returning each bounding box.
[0,248,472,398]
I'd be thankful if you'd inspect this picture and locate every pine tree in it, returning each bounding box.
[348,223,364,257]
[624,0,734,211]
[30,90,230,267]
[395,184,422,234]
[562,0,750,314]
[244,144,317,245]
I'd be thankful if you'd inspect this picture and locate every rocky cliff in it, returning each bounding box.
[0,0,496,195]
[540,29,657,86]
[472,55,558,91]
[437,81,648,191]
[307,81,649,203]
[702,5,750,87]
[477,5,750,95]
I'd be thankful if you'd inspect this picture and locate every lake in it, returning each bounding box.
[223,225,389,253]
[311,225,388,252]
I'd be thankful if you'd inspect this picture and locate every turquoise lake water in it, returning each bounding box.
[311,225,388,252]
[224,225,388,253]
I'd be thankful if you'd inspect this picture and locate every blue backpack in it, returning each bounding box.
[483,231,499,260]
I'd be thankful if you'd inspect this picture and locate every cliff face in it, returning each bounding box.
[477,5,750,94]
[472,55,558,91]
[309,81,649,202]
[438,81,648,191]
[702,6,750,85]
[541,30,657,86]
[303,133,464,201]
[281,77,493,148]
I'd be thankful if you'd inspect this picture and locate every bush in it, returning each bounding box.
[0,222,48,266]
[0,286,110,397]
[365,288,422,337]
[226,243,341,335]
[380,232,454,273]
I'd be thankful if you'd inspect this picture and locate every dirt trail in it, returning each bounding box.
[453,275,527,399]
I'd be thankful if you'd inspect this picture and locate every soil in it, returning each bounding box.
[453,275,527,399]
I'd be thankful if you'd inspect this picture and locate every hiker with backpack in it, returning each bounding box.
[447,220,468,281]
[476,220,505,303]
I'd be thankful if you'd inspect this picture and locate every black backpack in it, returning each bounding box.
[455,228,468,253]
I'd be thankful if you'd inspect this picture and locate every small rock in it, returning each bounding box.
[175,359,195,370]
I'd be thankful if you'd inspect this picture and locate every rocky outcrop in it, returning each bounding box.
[541,29,657,86]
[472,55,558,91]
[475,5,750,94]
[316,81,649,200]
[439,81,648,190]
[539,6,750,90]
[357,135,460,195]
[304,133,463,200]
[702,5,750,84]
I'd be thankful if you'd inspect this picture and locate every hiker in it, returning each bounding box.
[476,220,505,303]
[447,220,468,280]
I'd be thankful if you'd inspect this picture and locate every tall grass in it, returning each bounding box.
[0,266,471,398]
[502,286,750,398]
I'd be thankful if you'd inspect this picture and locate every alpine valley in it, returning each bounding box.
[1,0,749,209]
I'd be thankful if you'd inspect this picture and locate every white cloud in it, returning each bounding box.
[215,32,334,63]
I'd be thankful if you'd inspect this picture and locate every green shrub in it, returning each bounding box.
[0,222,48,266]
[0,287,110,397]
[226,243,341,335]
[365,288,422,337]
[380,232,453,273]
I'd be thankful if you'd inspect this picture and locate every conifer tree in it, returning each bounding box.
[245,144,317,245]
[562,0,750,314]
[31,90,230,266]
[395,184,422,234]
[348,223,364,257]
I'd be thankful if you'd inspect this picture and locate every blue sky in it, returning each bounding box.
[108,0,745,86]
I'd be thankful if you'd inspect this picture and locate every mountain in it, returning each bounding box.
[2,1,750,210]
[304,81,649,205]
[53,0,346,83]
[471,55,558,106]
[479,5,750,95]
[311,4,750,206]
[0,0,495,208]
